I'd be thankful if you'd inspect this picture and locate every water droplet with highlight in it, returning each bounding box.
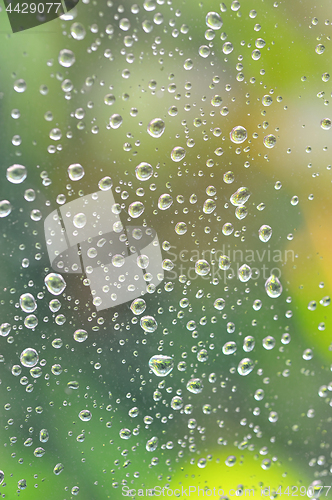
[68,163,84,181]
[186,378,203,394]
[110,114,123,129]
[73,213,87,228]
[73,329,88,342]
[70,22,86,40]
[79,410,92,421]
[149,355,174,376]
[130,298,146,315]
[230,186,250,206]
[263,134,276,148]
[58,49,76,67]
[320,118,331,130]
[20,348,39,367]
[230,126,247,144]
[237,357,254,376]
[14,79,26,93]
[158,194,173,210]
[205,11,223,29]
[98,176,112,191]
[258,225,272,242]
[219,255,231,270]
[238,264,252,282]
[171,146,186,162]
[45,273,66,295]
[128,201,145,218]
[147,118,165,138]
[19,293,37,313]
[195,260,210,276]
[140,315,158,332]
[6,164,27,184]
[265,275,282,298]
[0,200,12,218]
[146,436,158,452]
[135,162,153,181]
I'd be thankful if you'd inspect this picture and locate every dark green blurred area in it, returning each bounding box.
[0,0,331,498]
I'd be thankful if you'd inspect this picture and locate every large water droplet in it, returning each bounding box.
[205,11,223,29]
[110,114,123,129]
[128,201,145,218]
[68,163,85,181]
[98,176,112,191]
[6,164,27,184]
[230,126,247,144]
[58,49,76,68]
[135,162,153,181]
[238,264,252,282]
[186,378,203,394]
[320,118,331,130]
[149,355,174,376]
[20,348,39,368]
[158,193,173,210]
[171,146,186,162]
[14,79,26,93]
[140,315,158,332]
[237,357,254,376]
[147,118,165,138]
[263,134,277,148]
[73,213,87,228]
[79,410,92,421]
[195,260,210,276]
[45,273,67,296]
[70,22,86,40]
[130,298,146,315]
[222,341,237,355]
[259,224,272,242]
[73,329,88,342]
[203,199,216,214]
[230,186,250,206]
[53,463,64,475]
[0,200,12,218]
[265,275,282,298]
[146,436,158,452]
[19,293,37,313]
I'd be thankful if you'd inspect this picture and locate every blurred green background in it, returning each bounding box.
[0,0,331,498]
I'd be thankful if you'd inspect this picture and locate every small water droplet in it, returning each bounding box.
[79,409,92,421]
[73,329,88,342]
[258,224,272,242]
[58,49,76,67]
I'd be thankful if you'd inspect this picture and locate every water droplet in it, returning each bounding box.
[214,298,225,310]
[219,255,231,270]
[130,298,146,315]
[222,42,233,54]
[171,146,186,162]
[79,409,92,421]
[320,296,330,306]
[171,396,183,410]
[70,22,86,40]
[320,118,331,130]
[223,171,235,183]
[147,118,165,138]
[0,200,12,217]
[146,436,158,452]
[73,213,87,228]
[203,199,216,214]
[18,479,27,490]
[195,259,210,276]
[230,186,250,206]
[128,201,145,218]
[156,193,173,211]
[303,348,313,360]
[20,348,39,368]
[39,429,49,443]
[53,463,64,475]
[199,45,210,58]
[135,162,153,181]
[315,44,325,55]
[238,264,252,282]
[34,447,45,458]
[222,341,237,355]
[19,293,37,313]
[73,329,88,342]
[68,163,85,181]
[186,378,203,394]
[237,357,254,376]
[6,164,27,184]
[262,95,273,106]
[14,79,26,93]
[58,49,76,67]
[149,355,174,376]
[230,126,247,144]
[263,134,277,148]
[205,11,223,29]
[0,471,4,485]
[225,455,236,466]
[265,275,282,298]
[258,225,272,242]
[119,17,131,31]
[98,176,112,191]
[45,273,66,296]
[263,336,276,350]
[140,315,158,332]
[110,114,123,129]
[197,458,207,468]
[175,221,187,235]
[129,407,139,417]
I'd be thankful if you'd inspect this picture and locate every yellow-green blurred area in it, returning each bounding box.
[0,0,331,498]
